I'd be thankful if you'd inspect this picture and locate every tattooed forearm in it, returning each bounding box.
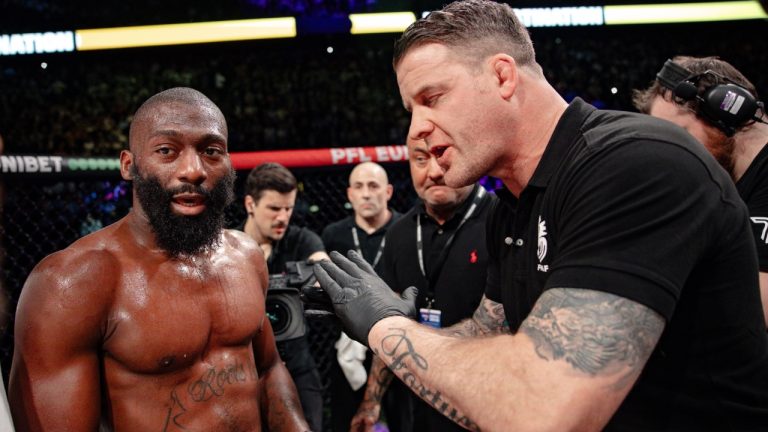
[442,296,509,337]
[375,328,482,432]
[364,356,394,403]
[520,288,664,380]
[442,318,482,337]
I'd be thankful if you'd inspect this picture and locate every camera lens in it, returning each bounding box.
[266,298,292,336]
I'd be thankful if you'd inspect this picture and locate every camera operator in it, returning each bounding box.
[239,162,329,432]
[320,161,401,432]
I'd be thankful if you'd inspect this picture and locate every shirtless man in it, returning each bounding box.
[8,87,309,432]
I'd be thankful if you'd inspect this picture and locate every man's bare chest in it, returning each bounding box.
[102,259,265,374]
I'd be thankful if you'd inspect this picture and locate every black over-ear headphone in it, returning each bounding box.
[656,59,766,137]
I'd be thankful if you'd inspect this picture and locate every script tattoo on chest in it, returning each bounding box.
[161,361,258,431]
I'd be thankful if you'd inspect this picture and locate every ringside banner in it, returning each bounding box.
[0,146,408,177]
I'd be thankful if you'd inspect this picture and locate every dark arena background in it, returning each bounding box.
[0,0,767,430]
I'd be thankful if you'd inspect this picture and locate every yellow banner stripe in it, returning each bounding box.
[75,17,296,51]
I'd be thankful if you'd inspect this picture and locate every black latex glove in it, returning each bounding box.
[313,250,418,345]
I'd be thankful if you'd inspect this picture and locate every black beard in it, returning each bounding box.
[131,166,235,258]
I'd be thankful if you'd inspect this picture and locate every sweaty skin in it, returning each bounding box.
[9,92,308,432]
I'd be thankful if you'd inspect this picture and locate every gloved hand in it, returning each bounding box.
[313,250,418,345]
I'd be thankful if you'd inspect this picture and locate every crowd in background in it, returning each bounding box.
[0,0,395,31]
[1,20,766,157]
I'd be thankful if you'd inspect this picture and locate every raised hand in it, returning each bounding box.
[313,250,418,344]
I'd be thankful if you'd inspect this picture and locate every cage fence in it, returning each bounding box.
[0,162,417,430]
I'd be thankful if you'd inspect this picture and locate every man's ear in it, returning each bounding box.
[491,54,518,100]
[120,150,134,180]
[244,195,256,215]
[386,184,394,201]
[346,187,354,204]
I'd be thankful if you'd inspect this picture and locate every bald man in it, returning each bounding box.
[9,87,309,431]
[321,162,401,431]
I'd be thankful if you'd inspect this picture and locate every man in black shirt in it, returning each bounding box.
[634,56,768,326]
[321,161,401,431]
[322,162,400,273]
[313,1,768,430]
[240,162,329,432]
[349,137,496,432]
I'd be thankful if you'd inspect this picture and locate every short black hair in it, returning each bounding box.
[245,162,297,203]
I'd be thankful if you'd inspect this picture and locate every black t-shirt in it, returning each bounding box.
[486,98,768,430]
[266,225,325,274]
[236,222,325,371]
[737,142,768,271]
[321,211,401,273]
[381,185,495,432]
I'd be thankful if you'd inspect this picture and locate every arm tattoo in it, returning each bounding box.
[521,288,664,381]
[375,328,482,432]
[471,297,509,335]
[444,296,509,337]
[365,361,394,403]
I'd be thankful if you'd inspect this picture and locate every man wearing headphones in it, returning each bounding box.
[312,2,768,430]
[634,56,768,325]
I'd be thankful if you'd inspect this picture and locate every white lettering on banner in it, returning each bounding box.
[375,147,390,162]
[348,147,372,163]
[1,156,63,173]
[359,147,372,162]
[514,7,603,28]
[331,146,408,165]
[0,31,75,56]
[375,145,408,162]
[386,145,407,161]
[330,148,346,164]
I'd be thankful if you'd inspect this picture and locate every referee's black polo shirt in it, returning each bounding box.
[486,98,768,429]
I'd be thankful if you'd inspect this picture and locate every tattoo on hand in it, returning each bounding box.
[447,298,509,337]
[473,298,509,335]
[377,328,482,432]
[521,288,664,381]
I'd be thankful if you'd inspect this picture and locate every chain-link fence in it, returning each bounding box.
[0,162,416,430]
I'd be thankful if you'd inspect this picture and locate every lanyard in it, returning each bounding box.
[416,186,486,304]
[351,226,386,268]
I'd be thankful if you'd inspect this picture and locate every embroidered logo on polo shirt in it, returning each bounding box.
[537,216,549,272]
[469,249,478,263]
[751,216,768,244]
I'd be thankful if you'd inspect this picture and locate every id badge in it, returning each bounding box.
[419,308,442,328]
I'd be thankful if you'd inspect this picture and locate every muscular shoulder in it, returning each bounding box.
[222,229,268,285]
[31,227,122,294]
[16,230,122,341]
[223,228,263,258]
